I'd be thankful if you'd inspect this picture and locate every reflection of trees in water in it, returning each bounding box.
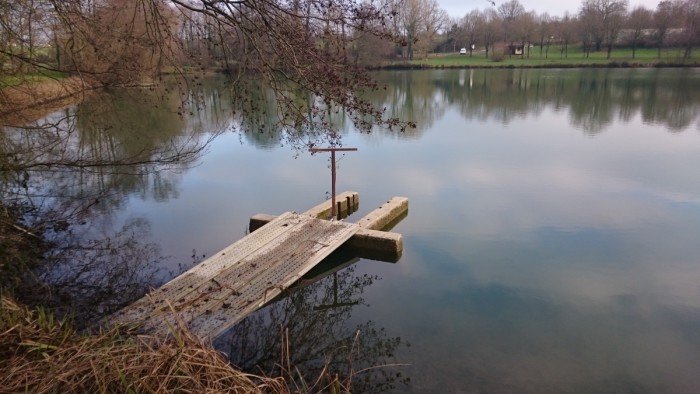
[643,70,700,132]
[30,218,166,325]
[568,69,700,134]
[363,71,444,139]
[191,78,353,151]
[215,263,410,392]
[0,86,213,324]
[367,69,700,135]
[568,70,617,134]
[0,74,396,326]
[2,86,210,214]
[191,75,457,149]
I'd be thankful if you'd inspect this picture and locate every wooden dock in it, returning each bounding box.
[107,192,407,339]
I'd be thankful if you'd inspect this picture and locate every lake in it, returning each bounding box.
[10,68,700,393]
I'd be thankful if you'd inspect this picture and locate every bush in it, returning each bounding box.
[491,52,506,62]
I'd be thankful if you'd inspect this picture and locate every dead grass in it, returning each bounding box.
[0,296,289,393]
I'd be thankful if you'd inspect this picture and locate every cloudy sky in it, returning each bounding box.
[437,0,663,18]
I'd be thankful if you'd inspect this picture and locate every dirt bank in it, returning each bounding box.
[0,76,99,125]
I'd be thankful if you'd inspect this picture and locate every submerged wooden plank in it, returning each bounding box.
[107,212,308,326]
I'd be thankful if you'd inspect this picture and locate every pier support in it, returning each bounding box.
[109,192,409,338]
[250,194,408,262]
[309,147,358,219]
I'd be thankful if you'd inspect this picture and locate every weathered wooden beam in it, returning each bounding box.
[249,195,408,262]
[250,215,404,262]
[356,197,408,231]
[304,191,359,219]
[249,191,359,232]
[343,227,403,262]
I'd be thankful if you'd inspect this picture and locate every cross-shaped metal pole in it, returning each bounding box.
[309,147,357,219]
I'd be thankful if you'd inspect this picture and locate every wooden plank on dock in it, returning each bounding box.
[304,191,359,219]
[108,213,359,339]
[250,196,408,261]
[356,197,408,231]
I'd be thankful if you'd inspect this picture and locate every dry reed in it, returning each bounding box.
[0,76,96,125]
[0,296,289,393]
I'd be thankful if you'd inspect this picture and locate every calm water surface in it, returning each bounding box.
[21,68,700,392]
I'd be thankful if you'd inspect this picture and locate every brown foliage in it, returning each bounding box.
[0,296,288,393]
[54,0,178,86]
[3,0,412,136]
[0,77,97,124]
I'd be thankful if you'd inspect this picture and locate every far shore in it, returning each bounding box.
[3,49,698,123]
[374,60,700,70]
[374,46,700,70]
[0,76,99,125]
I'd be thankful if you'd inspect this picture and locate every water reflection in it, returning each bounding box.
[364,68,700,135]
[4,68,700,392]
[191,77,352,151]
[215,254,410,392]
[0,85,212,323]
[399,229,700,393]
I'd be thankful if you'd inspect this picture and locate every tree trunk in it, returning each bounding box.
[27,3,34,65]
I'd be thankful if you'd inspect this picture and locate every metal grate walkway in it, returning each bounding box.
[108,212,359,339]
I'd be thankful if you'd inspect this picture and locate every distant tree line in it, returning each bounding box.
[1,0,699,100]
[435,0,699,60]
[0,0,402,79]
[382,0,699,61]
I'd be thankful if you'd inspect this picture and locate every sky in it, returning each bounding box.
[437,0,663,19]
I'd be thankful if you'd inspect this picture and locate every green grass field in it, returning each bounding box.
[402,46,700,68]
[0,70,68,89]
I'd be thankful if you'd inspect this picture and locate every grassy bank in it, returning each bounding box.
[0,207,353,393]
[0,297,290,393]
[386,47,700,69]
[0,293,361,393]
[0,75,98,125]
[0,70,68,89]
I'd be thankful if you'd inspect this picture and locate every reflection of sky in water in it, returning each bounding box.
[119,71,700,392]
[353,109,700,392]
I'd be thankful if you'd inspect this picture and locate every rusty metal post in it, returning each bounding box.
[310,147,357,219]
[331,149,336,218]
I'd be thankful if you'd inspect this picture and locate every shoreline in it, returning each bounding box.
[3,61,697,124]
[0,76,100,125]
[371,61,700,71]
